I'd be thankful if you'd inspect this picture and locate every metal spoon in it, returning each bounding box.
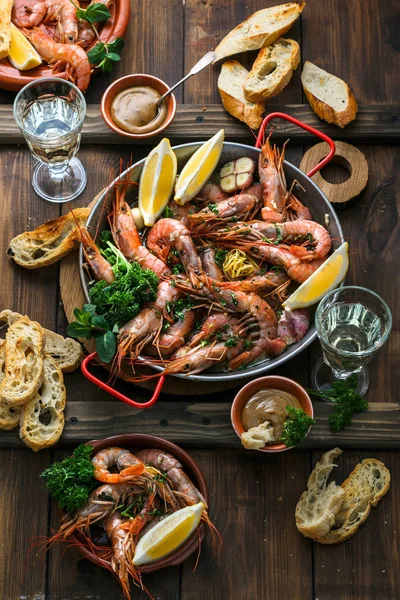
[157,51,217,108]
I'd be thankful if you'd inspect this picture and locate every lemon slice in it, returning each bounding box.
[138,138,177,226]
[132,501,205,566]
[8,24,42,71]
[283,242,349,310]
[174,129,225,205]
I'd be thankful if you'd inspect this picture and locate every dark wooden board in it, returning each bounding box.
[0,399,399,449]
[1,104,400,145]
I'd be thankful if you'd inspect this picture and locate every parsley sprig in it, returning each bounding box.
[308,375,368,432]
[281,406,316,447]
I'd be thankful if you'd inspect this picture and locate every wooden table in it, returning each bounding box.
[0,1,399,599]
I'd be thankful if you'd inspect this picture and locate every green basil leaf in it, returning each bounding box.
[107,37,124,54]
[67,322,92,340]
[100,57,113,72]
[106,52,121,62]
[96,331,116,363]
[83,303,97,316]
[73,307,84,321]
[87,42,106,65]
[91,315,110,330]
[77,3,111,24]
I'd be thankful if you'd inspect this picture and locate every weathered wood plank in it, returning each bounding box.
[1,104,399,145]
[0,400,399,449]
[180,449,312,600]
[0,449,50,600]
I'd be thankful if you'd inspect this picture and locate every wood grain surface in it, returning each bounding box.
[1,1,399,600]
[1,104,399,144]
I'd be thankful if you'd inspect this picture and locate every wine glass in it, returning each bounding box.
[13,78,87,203]
[312,286,392,396]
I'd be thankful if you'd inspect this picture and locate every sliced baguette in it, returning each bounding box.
[0,310,83,372]
[295,448,345,539]
[0,0,13,59]
[218,60,264,129]
[0,316,44,406]
[20,355,66,451]
[318,459,391,544]
[0,340,22,430]
[301,61,358,128]
[243,38,300,102]
[7,206,91,269]
[214,2,305,62]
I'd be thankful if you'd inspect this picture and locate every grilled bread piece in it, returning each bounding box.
[0,316,44,406]
[218,60,264,129]
[243,38,300,102]
[0,310,83,372]
[301,61,358,128]
[0,340,22,430]
[0,0,13,59]
[8,206,91,269]
[214,2,305,62]
[318,459,391,544]
[295,448,345,539]
[20,355,66,451]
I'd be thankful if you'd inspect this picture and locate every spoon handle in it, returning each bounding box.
[159,51,216,104]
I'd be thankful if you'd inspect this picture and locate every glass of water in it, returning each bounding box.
[312,286,392,396]
[13,78,87,203]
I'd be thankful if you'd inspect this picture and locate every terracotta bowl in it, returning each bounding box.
[231,376,314,453]
[100,74,177,139]
[70,434,209,573]
[0,0,130,92]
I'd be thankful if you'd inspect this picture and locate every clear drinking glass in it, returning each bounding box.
[13,78,87,203]
[312,286,392,396]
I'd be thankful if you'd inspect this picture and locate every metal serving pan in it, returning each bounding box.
[80,113,343,406]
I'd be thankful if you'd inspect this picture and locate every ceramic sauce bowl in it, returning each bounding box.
[231,376,314,453]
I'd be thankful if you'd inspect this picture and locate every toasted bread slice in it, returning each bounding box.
[295,448,345,539]
[0,340,22,430]
[7,206,91,269]
[244,38,300,102]
[0,0,13,59]
[301,61,358,128]
[0,310,83,372]
[318,459,391,544]
[20,355,66,451]
[218,60,264,129]
[214,2,305,62]
[0,316,44,406]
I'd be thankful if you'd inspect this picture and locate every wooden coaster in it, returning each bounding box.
[299,141,369,205]
[59,192,244,396]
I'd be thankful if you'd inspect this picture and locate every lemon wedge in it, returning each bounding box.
[283,242,349,310]
[138,138,177,227]
[8,24,42,71]
[132,502,205,566]
[174,129,225,205]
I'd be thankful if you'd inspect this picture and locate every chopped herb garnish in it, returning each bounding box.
[280,406,316,447]
[208,203,219,215]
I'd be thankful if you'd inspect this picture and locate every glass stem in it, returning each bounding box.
[48,162,69,176]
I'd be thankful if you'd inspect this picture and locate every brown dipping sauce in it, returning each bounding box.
[111,86,167,134]
[241,389,302,443]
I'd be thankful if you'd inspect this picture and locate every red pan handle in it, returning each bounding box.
[255,112,336,177]
[81,352,165,409]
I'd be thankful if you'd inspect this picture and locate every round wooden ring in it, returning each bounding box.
[299,141,369,205]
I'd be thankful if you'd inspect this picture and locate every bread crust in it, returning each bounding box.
[301,61,358,128]
[0,0,13,59]
[244,38,300,102]
[0,317,45,406]
[218,60,264,129]
[214,2,305,62]
[0,340,22,430]
[8,206,91,269]
[317,459,391,544]
[20,355,66,451]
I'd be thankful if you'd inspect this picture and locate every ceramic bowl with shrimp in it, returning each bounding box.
[69,434,210,574]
